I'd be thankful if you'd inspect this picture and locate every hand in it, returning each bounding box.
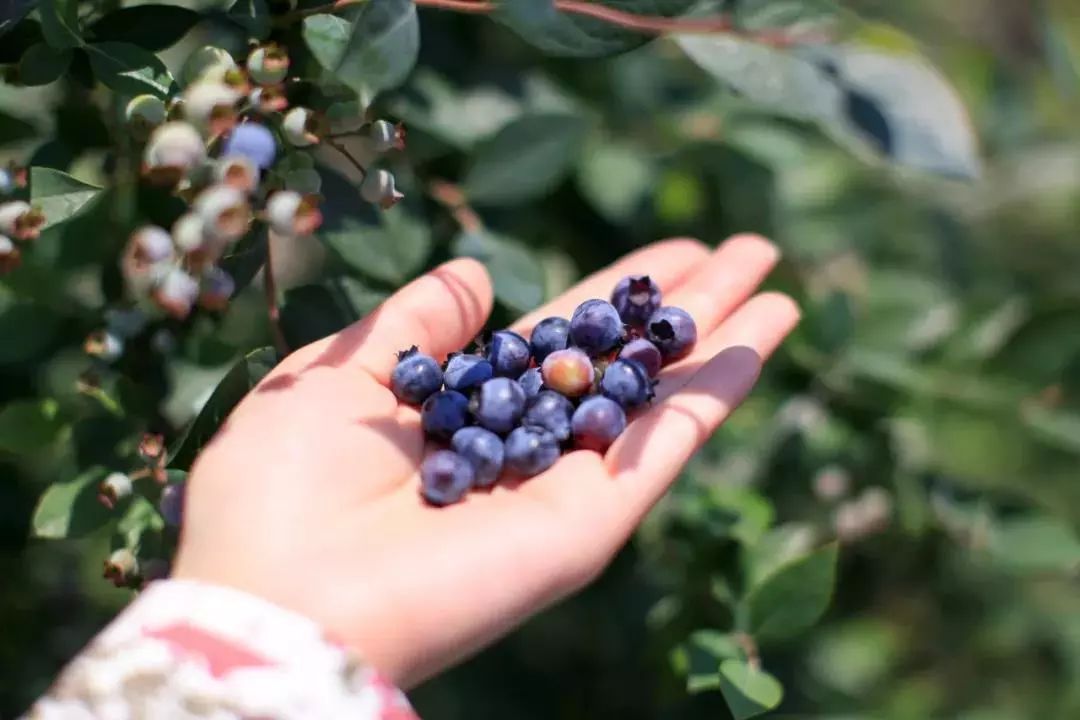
[172,234,799,687]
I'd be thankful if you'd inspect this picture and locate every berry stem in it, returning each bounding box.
[428,179,482,233]
[279,0,827,47]
[324,138,368,180]
[263,231,290,357]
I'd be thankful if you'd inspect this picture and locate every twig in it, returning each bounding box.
[734,632,761,671]
[263,231,289,356]
[279,0,827,47]
[428,179,482,233]
[324,138,368,180]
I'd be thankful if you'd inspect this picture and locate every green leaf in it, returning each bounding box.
[0,300,61,365]
[39,0,82,50]
[31,467,112,539]
[675,35,980,178]
[87,5,201,51]
[497,0,697,58]
[576,138,654,223]
[0,1,37,42]
[452,228,545,313]
[717,660,784,719]
[86,41,175,98]
[0,109,37,146]
[0,398,66,453]
[463,113,589,204]
[987,515,1080,574]
[168,347,278,470]
[746,542,838,643]
[280,277,388,349]
[226,0,271,41]
[390,71,526,150]
[303,0,419,102]
[218,225,268,293]
[18,42,72,86]
[318,167,431,285]
[30,167,102,229]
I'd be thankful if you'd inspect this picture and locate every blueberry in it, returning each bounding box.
[611,275,662,327]
[421,390,469,440]
[600,358,653,409]
[159,481,185,528]
[571,396,627,452]
[522,390,574,441]
[541,347,595,398]
[518,367,544,399]
[420,450,475,506]
[444,353,493,392]
[451,426,505,488]
[485,330,531,377]
[530,317,570,363]
[222,122,277,169]
[569,299,623,356]
[646,307,697,361]
[471,377,526,434]
[391,347,443,404]
[504,426,560,478]
[618,338,663,378]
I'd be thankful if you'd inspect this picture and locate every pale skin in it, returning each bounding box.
[173,233,799,688]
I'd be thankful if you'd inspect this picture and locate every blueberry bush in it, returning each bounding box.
[2,1,1080,717]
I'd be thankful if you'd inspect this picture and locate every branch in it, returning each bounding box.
[282,0,826,46]
[324,138,369,180]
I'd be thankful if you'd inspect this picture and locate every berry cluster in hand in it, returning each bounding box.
[390,275,698,506]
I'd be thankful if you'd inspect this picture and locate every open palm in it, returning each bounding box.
[173,234,798,687]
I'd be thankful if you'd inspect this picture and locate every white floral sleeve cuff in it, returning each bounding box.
[23,579,418,720]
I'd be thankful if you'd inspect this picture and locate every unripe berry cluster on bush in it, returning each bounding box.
[390,275,698,506]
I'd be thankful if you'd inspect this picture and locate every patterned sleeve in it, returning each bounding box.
[22,579,419,720]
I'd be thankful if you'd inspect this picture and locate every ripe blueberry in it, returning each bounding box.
[222,122,277,170]
[569,299,623,356]
[471,377,526,434]
[618,337,663,378]
[646,306,697,361]
[541,347,595,398]
[504,426,560,478]
[421,390,469,440]
[529,317,570,363]
[451,426,505,488]
[517,367,544,399]
[391,347,443,404]
[522,390,574,441]
[443,353,493,392]
[611,275,661,327]
[420,450,475,506]
[571,396,627,452]
[485,330,531,377]
[159,481,185,528]
[600,358,653,409]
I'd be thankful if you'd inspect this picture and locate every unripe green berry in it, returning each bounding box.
[193,184,251,242]
[181,46,238,86]
[370,119,406,153]
[282,107,320,147]
[360,169,404,209]
[171,212,206,255]
[0,201,45,242]
[97,472,133,509]
[103,548,139,587]
[247,44,289,86]
[125,94,167,135]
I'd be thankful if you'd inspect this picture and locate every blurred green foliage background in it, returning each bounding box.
[2,0,1079,717]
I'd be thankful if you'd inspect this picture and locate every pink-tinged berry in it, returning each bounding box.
[214,155,259,193]
[183,81,241,135]
[193,184,251,242]
[541,347,595,398]
[266,190,322,236]
[143,122,206,184]
[153,267,200,319]
[139,433,166,464]
[103,548,139,587]
[84,330,124,363]
[249,85,289,113]
[247,44,289,86]
[171,212,206,255]
[283,106,320,147]
[360,169,404,209]
[128,225,175,268]
[0,201,45,242]
[370,119,406,153]
[198,266,235,311]
[97,472,133,510]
